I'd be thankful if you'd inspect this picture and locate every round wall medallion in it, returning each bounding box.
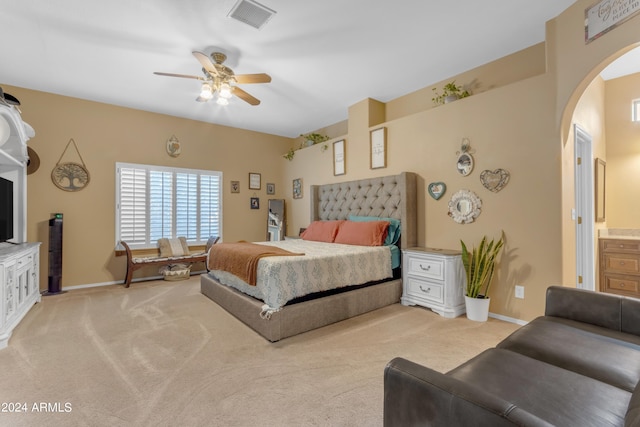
[27,146,40,175]
[166,135,181,157]
[51,162,90,191]
[448,189,482,224]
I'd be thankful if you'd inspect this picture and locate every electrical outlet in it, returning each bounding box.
[515,285,525,299]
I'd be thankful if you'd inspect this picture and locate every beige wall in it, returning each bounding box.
[10,0,640,322]
[285,74,560,322]
[8,86,290,288]
[284,0,640,322]
[604,73,640,228]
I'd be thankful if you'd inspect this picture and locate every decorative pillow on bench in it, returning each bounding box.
[157,237,190,257]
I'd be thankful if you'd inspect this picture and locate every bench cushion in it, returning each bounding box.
[158,237,190,257]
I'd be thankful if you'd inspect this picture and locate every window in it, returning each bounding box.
[633,99,640,122]
[116,162,222,249]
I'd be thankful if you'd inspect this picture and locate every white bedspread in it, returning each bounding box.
[208,239,392,313]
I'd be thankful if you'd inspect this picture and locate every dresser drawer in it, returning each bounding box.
[601,239,640,253]
[16,254,33,270]
[405,277,444,303]
[602,274,640,296]
[603,253,640,274]
[406,255,444,280]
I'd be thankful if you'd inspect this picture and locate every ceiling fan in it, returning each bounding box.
[154,51,271,106]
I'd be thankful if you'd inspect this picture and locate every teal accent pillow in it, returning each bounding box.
[348,215,401,246]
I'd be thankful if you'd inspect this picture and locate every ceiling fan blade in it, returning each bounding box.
[192,51,219,76]
[154,72,205,81]
[234,73,272,84]
[232,87,261,106]
[195,96,210,102]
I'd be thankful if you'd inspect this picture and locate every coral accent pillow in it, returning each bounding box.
[348,215,401,246]
[300,220,345,243]
[334,220,389,246]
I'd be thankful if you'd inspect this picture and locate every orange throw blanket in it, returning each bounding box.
[208,242,304,286]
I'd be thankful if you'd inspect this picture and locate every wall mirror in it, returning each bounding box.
[456,153,474,176]
[267,199,286,240]
[448,189,482,224]
[595,158,606,222]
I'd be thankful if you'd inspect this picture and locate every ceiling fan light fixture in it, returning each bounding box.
[219,83,233,99]
[216,96,230,106]
[200,84,214,100]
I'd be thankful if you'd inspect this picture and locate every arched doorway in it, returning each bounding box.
[561,44,640,291]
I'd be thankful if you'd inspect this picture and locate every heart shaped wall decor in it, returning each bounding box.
[428,182,447,200]
[480,169,510,192]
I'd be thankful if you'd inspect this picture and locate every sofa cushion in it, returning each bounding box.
[497,316,640,392]
[448,348,631,427]
[627,381,640,427]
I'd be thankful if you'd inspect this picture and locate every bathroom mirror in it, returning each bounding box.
[595,158,606,222]
[448,189,482,224]
[267,199,286,240]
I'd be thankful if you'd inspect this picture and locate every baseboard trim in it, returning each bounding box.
[489,312,528,326]
[53,269,208,292]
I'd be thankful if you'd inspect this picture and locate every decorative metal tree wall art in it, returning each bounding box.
[51,138,90,191]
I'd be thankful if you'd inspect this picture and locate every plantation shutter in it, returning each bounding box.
[116,163,222,248]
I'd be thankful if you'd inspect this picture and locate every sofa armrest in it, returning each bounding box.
[383,357,554,427]
[545,286,640,335]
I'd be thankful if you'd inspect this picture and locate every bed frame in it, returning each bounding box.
[200,172,417,342]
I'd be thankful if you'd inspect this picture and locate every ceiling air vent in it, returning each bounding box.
[228,0,276,30]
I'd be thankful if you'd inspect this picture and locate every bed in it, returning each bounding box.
[200,172,417,342]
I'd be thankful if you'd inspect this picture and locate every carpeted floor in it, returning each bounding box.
[0,276,520,426]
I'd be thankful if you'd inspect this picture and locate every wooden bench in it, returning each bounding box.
[120,237,219,287]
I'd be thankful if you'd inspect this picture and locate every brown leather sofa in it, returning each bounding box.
[384,286,640,426]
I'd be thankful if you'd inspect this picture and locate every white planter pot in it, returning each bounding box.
[464,296,490,322]
[444,94,460,104]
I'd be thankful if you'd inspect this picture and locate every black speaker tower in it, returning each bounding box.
[43,213,66,296]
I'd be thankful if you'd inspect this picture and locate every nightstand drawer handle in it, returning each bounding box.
[619,261,625,265]
[419,285,431,294]
[419,264,431,271]
[620,282,625,287]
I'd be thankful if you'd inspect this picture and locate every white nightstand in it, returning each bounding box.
[401,247,466,318]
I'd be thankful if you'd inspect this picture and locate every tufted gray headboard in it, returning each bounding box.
[309,172,417,249]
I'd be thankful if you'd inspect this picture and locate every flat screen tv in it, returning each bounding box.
[0,176,13,242]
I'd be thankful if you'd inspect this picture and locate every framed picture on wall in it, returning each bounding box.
[370,127,386,169]
[293,178,302,199]
[266,183,275,195]
[250,197,260,209]
[230,181,240,193]
[249,173,261,190]
[333,139,345,176]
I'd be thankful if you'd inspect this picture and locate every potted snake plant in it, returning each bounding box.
[460,234,504,321]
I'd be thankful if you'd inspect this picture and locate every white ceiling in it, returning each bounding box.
[0,0,596,138]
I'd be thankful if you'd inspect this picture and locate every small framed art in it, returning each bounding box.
[370,127,386,169]
[249,173,261,190]
[293,178,302,199]
[250,197,260,209]
[266,183,275,195]
[333,139,345,176]
[230,181,240,193]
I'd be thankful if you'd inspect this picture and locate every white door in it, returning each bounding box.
[574,124,595,290]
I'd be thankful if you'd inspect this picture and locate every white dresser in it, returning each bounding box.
[401,247,465,318]
[0,242,41,349]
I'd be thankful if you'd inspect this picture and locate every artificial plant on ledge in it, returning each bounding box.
[432,81,471,105]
